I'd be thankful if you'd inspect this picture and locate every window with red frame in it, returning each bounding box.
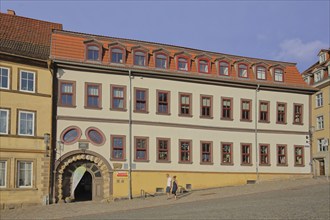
[86,83,101,108]
[274,69,284,82]
[222,98,232,119]
[87,45,100,61]
[134,51,146,66]
[111,48,124,63]
[241,99,251,121]
[59,81,75,106]
[135,137,148,161]
[294,146,304,166]
[293,104,303,124]
[156,54,167,69]
[111,135,125,160]
[259,101,269,122]
[238,64,248,78]
[135,88,147,112]
[277,103,286,124]
[179,93,191,116]
[179,140,191,163]
[201,142,212,163]
[178,57,188,71]
[256,66,266,80]
[260,144,270,165]
[111,86,125,110]
[277,145,287,165]
[221,143,232,164]
[157,91,170,114]
[199,60,209,73]
[157,138,170,162]
[241,144,251,165]
[219,62,229,76]
[201,96,212,117]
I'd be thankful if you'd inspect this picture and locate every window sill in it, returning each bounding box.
[156,160,171,163]
[277,164,288,167]
[221,118,233,121]
[58,104,77,108]
[259,163,271,166]
[200,162,214,165]
[200,116,213,119]
[110,158,127,162]
[178,114,193,117]
[276,122,287,125]
[258,120,270,123]
[240,119,252,122]
[221,163,234,166]
[293,122,304,126]
[178,161,193,164]
[314,106,323,110]
[294,164,305,167]
[110,108,127,112]
[84,106,102,110]
[134,159,150,163]
[133,110,149,114]
[156,112,171,116]
[0,187,38,191]
[241,163,253,166]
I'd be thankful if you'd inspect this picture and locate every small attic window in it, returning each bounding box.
[87,45,101,61]
[319,53,326,63]
[274,68,284,82]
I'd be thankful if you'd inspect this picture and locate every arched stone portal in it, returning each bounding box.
[54,150,113,202]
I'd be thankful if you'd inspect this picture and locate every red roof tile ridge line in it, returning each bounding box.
[0,11,62,27]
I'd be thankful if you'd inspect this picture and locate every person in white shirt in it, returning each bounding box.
[166,174,172,199]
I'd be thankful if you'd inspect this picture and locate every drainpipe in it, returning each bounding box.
[255,84,260,182]
[128,70,132,199]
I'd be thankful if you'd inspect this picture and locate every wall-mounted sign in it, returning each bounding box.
[79,142,89,150]
[116,171,128,178]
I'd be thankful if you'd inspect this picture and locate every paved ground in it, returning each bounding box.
[1,177,329,220]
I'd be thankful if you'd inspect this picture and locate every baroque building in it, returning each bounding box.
[302,49,330,178]
[0,10,62,208]
[50,29,317,202]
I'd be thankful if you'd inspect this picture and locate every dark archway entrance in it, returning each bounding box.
[74,171,92,201]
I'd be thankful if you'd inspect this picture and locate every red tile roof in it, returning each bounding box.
[0,12,62,60]
[51,30,312,89]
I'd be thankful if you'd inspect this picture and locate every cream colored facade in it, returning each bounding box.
[0,60,52,208]
[54,66,313,201]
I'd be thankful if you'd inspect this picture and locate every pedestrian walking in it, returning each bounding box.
[166,174,172,199]
[172,176,178,200]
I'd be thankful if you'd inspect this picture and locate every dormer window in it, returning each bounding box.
[155,54,167,69]
[178,57,188,71]
[238,64,248,78]
[111,48,124,64]
[314,71,322,83]
[87,45,100,61]
[319,53,326,63]
[256,66,266,80]
[134,51,146,66]
[274,69,284,82]
[219,61,229,76]
[199,59,210,73]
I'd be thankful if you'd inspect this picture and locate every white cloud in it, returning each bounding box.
[275,38,328,62]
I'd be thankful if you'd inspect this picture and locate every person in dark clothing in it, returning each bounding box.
[171,176,178,200]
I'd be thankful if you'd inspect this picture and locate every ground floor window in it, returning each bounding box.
[17,161,32,187]
[0,160,6,187]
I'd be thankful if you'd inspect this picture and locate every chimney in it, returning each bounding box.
[7,9,16,15]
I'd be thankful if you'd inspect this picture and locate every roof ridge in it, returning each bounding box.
[0,11,62,27]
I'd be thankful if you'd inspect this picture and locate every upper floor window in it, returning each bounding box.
[274,69,284,82]
[314,71,322,83]
[318,139,328,152]
[178,57,188,71]
[111,48,124,64]
[221,97,233,120]
[201,95,212,118]
[59,80,76,107]
[18,111,35,136]
[219,62,229,76]
[19,70,35,93]
[241,144,252,165]
[134,137,149,161]
[134,51,146,66]
[61,126,81,145]
[256,66,266,80]
[85,83,101,109]
[87,45,100,61]
[134,88,148,113]
[157,90,170,115]
[199,59,209,73]
[179,140,192,163]
[319,53,326,63]
[17,161,33,188]
[0,67,10,89]
[0,109,9,134]
[294,146,304,166]
[259,101,269,123]
[316,93,323,107]
[293,104,303,124]
[238,64,248,78]
[179,93,192,116]
[0,160,6,188]
[201,141,213,164]
[111,135,126,160]
[276,102,287,124]
[241,99,251,121]
[155,54,167,69]
[157,138,170,162]
[86,127,105,146]
[221,142,233,165]
[111,85,126,111]
[316,115,324,130]
[277,145,287,166]
[260,144,270,165]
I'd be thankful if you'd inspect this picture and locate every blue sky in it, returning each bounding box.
[1,0,329,72]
